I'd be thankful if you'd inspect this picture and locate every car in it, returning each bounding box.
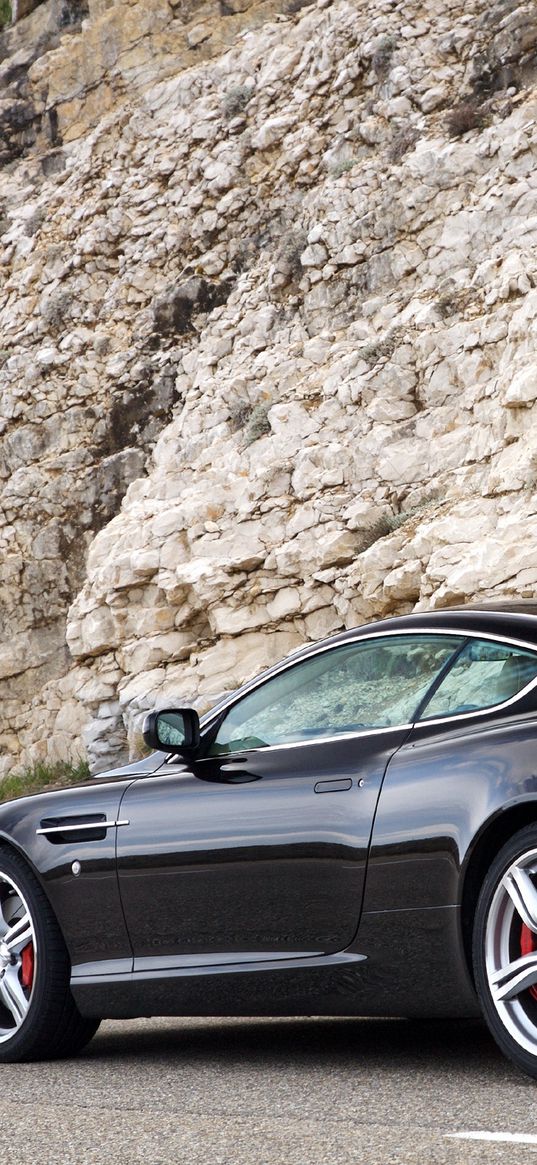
[6,602,537,1074]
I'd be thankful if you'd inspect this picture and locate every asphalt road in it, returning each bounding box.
[4,1016,537,1164]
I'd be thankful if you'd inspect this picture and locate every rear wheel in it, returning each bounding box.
[0,847,99,1062]
[474,826,537,1078]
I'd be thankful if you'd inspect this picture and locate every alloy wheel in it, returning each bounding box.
[484,845,537,1058]
[0,871,36,1042]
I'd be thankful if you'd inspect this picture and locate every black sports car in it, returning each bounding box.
[5,602,537,1076]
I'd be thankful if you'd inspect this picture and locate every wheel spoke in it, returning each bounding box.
[4,912,32,957]
[0,895,15,939]
[0,965,29,1027]
[490,951,537,1002]
[502,865,537,933]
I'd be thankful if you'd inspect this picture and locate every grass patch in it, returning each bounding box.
[0,759,90,804]
[0,0,11,27]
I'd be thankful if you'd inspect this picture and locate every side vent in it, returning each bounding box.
[36,815,128,844]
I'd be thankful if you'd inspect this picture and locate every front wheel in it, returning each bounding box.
[0,847,100,1062]
[474,825,537,1078]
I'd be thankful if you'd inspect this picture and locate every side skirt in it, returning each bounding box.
[71,906,479,1020]
[71,950,366,1018]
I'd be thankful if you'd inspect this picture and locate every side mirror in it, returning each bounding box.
[143,707,201,756]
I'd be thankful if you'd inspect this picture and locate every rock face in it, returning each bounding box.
[2,0,537,773]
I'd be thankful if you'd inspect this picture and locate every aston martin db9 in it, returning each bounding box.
[4,602,537,1076]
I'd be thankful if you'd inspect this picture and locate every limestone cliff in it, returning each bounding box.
[1,0,537,773]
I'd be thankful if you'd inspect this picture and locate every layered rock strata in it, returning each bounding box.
[1,0,537,772]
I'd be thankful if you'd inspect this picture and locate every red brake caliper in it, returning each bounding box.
[20,943,34,991]
[520,925,537,1000]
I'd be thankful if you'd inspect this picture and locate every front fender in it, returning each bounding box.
[0,779,135,970]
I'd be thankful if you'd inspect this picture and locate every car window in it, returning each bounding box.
[208,635,465,755]
[417,639,537,721]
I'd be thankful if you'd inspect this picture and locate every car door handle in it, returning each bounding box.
[314,778,353,794]
[219,760,261,784]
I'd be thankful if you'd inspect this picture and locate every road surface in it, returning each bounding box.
[3,1015,537,1164]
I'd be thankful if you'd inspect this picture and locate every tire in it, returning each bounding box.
[473,825,537,1079]
[0,846,100,1062]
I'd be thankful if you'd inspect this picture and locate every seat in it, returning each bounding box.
[494,654,537,702]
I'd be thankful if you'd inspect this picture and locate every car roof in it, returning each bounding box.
[288,600,537,660]
[201,600,537,726]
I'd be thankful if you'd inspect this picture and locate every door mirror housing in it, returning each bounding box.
[143,707,201,756]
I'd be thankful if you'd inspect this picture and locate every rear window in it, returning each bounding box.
[418,639,537,721]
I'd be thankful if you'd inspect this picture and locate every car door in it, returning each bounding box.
[116,633,465,968]
[364,635,537,914]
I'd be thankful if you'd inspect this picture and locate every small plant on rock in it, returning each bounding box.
[276,229,307,282]
[229,399,272,444]
[228,399,253,433]
[222,86,253,119]
[372,35,396,79]
[41,291,71,334]
[24,209,45,238]
[359,495,440,551]
[243,403,271,446]
[446,100,488,138]
[359,514,394,551]
[388,126,418,163]
[358,326,405,366]
[332,158,358,177]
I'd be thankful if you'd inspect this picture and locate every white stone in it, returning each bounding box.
[420,86,446,112]
[503,363,537,408]
[383,560,423,602]
[250,115,295,150]
[266,587,301,621]
[187,23,211,48]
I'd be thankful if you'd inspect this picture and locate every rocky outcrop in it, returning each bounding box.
[2,0,537,773]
